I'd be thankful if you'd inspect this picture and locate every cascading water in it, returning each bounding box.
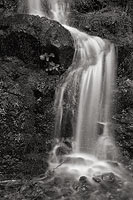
[27,0,123,180]
[28,0,44,16]
[48,0,69,24]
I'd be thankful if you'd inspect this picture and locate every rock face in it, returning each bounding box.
[0,56,58,176]
[0,14,74,75]
[69,8,133,46]
[0,14,74,176]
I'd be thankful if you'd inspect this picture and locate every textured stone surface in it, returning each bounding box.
[69,8,133,46]
[0,56,59,176]
[69,0,128,13]
[0,14,74,75]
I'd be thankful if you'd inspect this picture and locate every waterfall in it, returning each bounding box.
[54,24,117,160]
[27,0,120,180]
[28,0,44,16]
[27,0,69,23]
[48,0,69,24]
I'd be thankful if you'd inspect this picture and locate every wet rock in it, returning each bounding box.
[93,172,123,194]
[0,14,74,75]
[79,176,89,185]
[76,176,95,199]
[79,176,95,191]
[101,172,116,183]
[56,145,71,157]
[92,176,102,183]
[54,143,72,163]
[61,187,74,197]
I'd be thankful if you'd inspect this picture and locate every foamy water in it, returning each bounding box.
[49,146,126,182]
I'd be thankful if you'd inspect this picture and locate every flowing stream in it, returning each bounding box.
[27,0,123,180]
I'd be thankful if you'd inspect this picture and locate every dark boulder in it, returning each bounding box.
[0,14,74,75]
[0,56,59,177]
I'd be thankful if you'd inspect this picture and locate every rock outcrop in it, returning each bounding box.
[0,14,74,75]
[0,56,58,176]
[0,14,74,176]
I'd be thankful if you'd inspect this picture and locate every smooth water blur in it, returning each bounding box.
[27,0,121,180]
[54,26,117,160]
[49,149,125,182]
[27,0,69,24]
[48,0,69,24]
[28,0,44,16]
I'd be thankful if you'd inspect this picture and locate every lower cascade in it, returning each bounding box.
[27,0,126,181]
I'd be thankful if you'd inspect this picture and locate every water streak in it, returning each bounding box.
[48,0,69,24]
[28,0,44,16]
[54,26,116,159]
[27,0,121,180]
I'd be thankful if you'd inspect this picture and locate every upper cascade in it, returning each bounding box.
[28,0,44,16]
[27,0,69,24]
[48,0,69,24]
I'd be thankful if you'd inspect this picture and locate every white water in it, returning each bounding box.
[27,0,69,23]
[27,0,122,180]
[48,0,69,24]
[28,0,44,16]
[54,26,117,159]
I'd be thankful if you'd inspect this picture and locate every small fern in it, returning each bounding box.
[40,53,60,72]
